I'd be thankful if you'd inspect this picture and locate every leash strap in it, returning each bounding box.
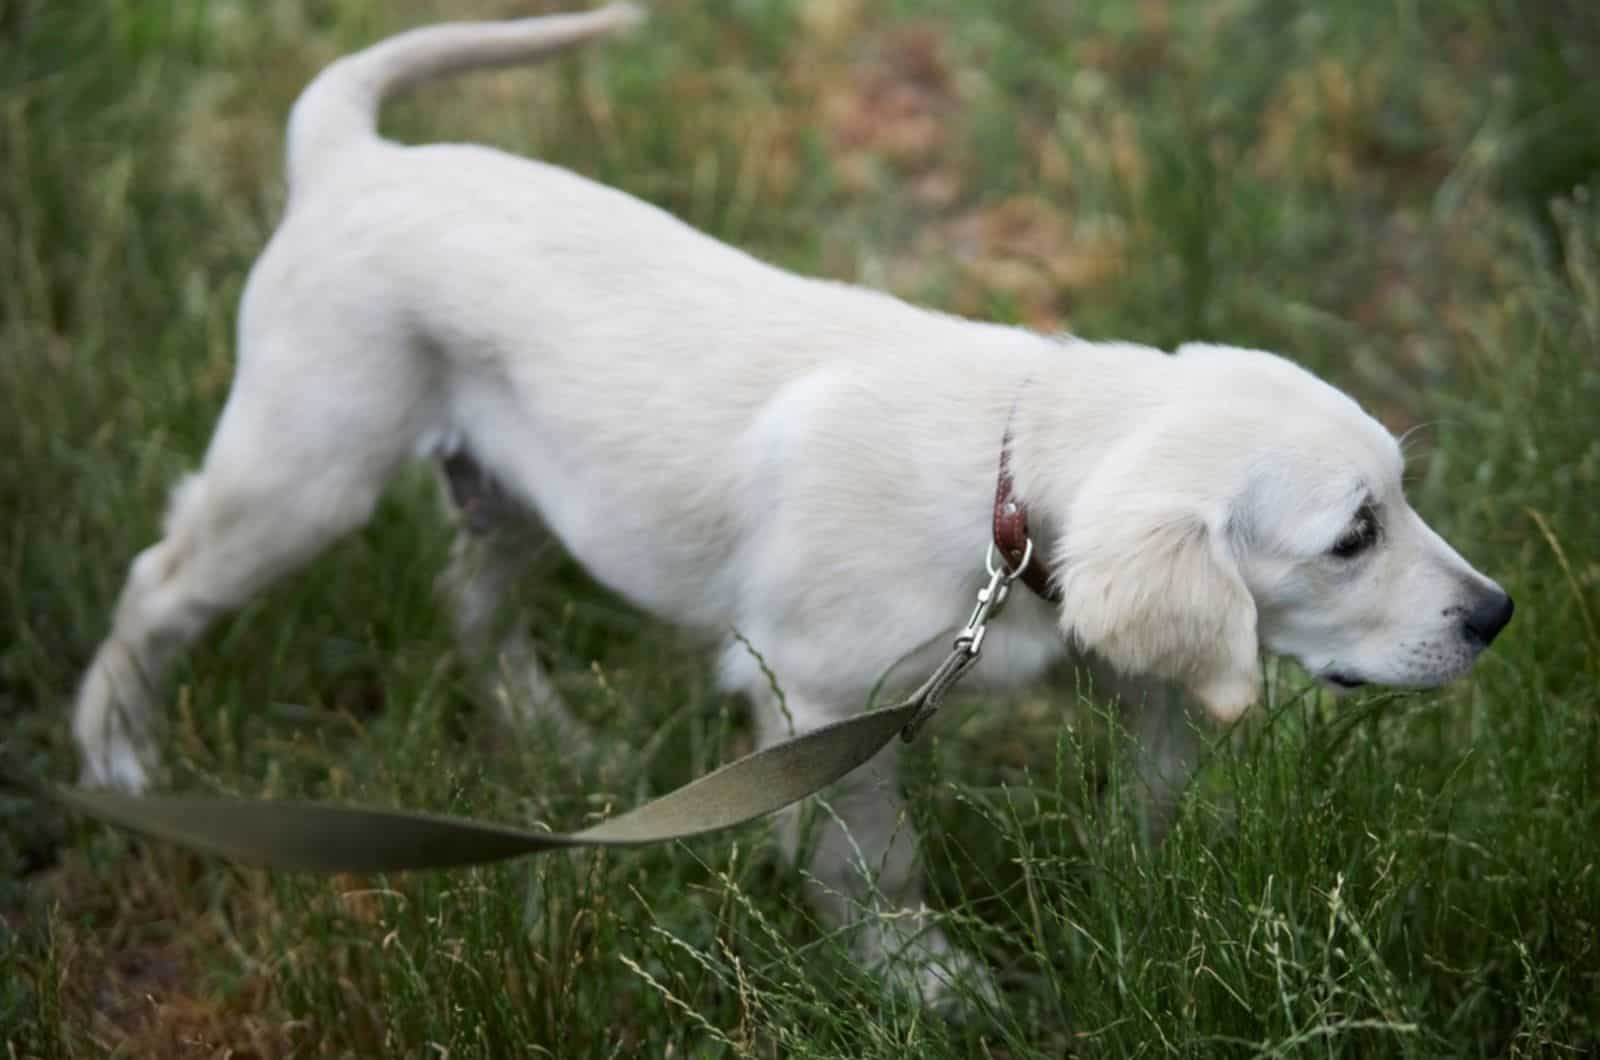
[1,649,980,874]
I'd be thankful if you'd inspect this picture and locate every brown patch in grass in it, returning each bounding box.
[1257,59,1389,191]
[26,850,298,1058]
[934,197,1128,331]
[820,22,962,192]
[798,0,867,48]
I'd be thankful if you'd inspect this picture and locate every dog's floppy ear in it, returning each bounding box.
[1056,464,1260,722]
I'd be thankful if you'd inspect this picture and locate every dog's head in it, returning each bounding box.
[1056,343,1511,721]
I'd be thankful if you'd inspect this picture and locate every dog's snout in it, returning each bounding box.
[1461,588,1514,647]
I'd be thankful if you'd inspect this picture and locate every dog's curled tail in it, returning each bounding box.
[286,3,644,196]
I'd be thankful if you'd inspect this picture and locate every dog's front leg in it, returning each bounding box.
[752,689,998,1009]
[1092,665,1207,845]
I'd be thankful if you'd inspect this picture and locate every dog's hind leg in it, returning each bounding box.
[72,342,425,793]
[433,447,575,736]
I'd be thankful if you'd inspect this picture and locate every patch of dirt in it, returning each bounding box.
[24,852,297,1058]
[819,21,963,195]
[933,197,1128,331]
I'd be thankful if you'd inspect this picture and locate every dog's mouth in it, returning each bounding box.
[1322,671,1368,690]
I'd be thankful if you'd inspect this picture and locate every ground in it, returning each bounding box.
[2,0,1597,1055]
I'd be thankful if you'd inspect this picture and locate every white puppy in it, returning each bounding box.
[72,6,1512,1001]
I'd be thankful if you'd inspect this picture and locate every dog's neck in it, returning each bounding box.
[994,338,1176,602]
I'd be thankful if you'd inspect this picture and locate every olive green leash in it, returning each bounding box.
[5,696,921,872]
[3,543,1027,873]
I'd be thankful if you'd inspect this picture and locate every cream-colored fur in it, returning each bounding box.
[70,6,1512,1004]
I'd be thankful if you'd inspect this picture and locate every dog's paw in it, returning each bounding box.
[72,652,159,793]
[862,916,1002,1016]
[74,708,154,794]
[77,732,153,793]
[78,744,152,794]
[901,945,1002,1016]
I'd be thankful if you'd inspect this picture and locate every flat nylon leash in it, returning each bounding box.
[2,697,925,872]
[0,550,1024,873]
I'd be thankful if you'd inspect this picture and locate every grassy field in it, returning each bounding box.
[3,0,1598,1055]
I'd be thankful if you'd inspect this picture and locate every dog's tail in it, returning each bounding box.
[286,4,644,196]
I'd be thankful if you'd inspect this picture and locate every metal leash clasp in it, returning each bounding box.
[955,539,1030,657]
[900,538,1033,742]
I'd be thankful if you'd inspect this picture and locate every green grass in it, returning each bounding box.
[3,0,1598,1055]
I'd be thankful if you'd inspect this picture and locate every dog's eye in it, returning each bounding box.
[1330,506,1379,559]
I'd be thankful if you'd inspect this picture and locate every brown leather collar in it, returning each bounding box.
[993,425,1062,603]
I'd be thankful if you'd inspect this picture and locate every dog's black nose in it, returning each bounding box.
[1462,589,1514,647]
